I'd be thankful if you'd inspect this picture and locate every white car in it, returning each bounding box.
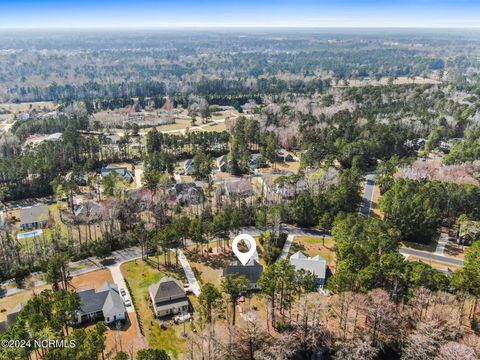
[120,288,126,296]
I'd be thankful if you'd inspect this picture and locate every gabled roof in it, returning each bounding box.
[102,285,125,317]
[223,259,263,284]
[20,204,49,225]
[77,282,125,316]
[224,179,253,197]
[148,277,186,304]
[7,302,25,316]
[100,167,133,182]
[74,201,101,219]
[290,251,327,279]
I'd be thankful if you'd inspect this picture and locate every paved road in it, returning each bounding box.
[399,248,464,266]
[359,173,376,217]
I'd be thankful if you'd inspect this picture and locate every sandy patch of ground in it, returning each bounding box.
[0,284,51,322]
[69,268,113,292]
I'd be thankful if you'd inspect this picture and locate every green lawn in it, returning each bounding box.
[291,236,336,267]
[121,258,189,357]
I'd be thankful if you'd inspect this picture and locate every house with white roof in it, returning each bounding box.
[289,251,327,286]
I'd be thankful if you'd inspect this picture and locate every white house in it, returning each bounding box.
[76,282,126,325]
[290,251,327,286]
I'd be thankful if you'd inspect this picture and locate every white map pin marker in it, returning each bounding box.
[232,233,257,266]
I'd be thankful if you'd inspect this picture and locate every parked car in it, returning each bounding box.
[120,288,126,296]
[124,298,132,307]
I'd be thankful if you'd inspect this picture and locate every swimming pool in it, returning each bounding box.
[17,229,43,239]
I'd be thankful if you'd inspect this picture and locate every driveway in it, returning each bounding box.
[175,249,201,296]
[279,234,295,259]
[360,173,376,217]
[134,168,143,189]
[435,233,449,256]
[107,262,136,314]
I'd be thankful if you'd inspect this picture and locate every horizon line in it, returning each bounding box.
[0,25,479,31]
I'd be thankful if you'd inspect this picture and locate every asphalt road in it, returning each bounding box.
[359,173,376,217]
[399,248,464,266]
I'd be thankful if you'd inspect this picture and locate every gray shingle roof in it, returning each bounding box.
[101,167,133,182]
[77,282,125,316]
[223,259,263,284]
[148,277,185,303]
[20,204,49,225]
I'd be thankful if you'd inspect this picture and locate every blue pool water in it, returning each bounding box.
[17,229,43,239]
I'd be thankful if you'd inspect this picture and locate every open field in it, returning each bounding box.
[121,258,189,358]
[0,101,57,113]
[155,118,192,132]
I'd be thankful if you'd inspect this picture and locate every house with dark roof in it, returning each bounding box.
[100,166,133,183]
[290,251,327,286]
[74,201,101,223]
[223,259,263,290]
[216,155,228,172]
[277,149,294,162]
[223,179,254,199]
[76,282,126,325]
[249,153,267,170]
[20,204,49,230]
[184,159,193,175]
[6,302,25,326]
[169,183,202,205]
[148,277,189,318]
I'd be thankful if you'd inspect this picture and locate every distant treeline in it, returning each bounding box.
[9,80,167,103]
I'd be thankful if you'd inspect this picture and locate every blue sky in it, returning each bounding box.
[0,0,479,29]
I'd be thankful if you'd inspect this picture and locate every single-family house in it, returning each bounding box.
[169,183,203,205]
[457,219,480,245]
[65,171,89,186]
[100,166,134,183]
[184,159,193,175]
[277,149,294,162]
[6,302,25,326]
[20,204,49,230]
[77,282,126,325]
[290,251,327,286]
[223,179,254,199]
[249,153,267,170]
[223,259,263,290]
[216,155,228,172]
[148,277,189,318]
[74,201,101,223]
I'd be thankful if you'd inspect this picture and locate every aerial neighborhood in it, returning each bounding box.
[0,10,480,360]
